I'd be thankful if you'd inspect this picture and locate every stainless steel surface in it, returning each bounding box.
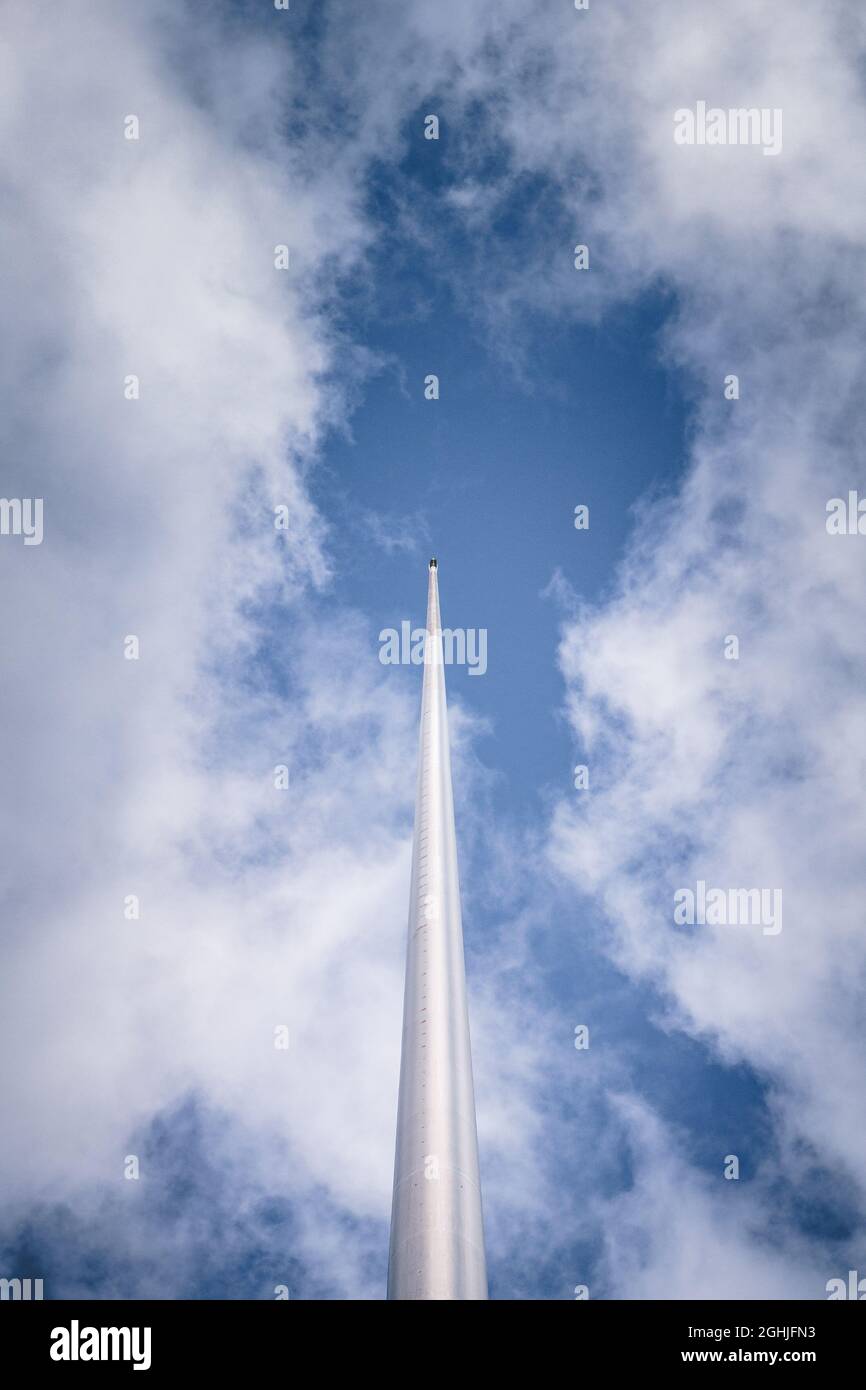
[387,561,488,1300]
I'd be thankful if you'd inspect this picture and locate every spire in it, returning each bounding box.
[387,560,488,1300]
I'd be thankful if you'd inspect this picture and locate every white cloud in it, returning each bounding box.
[596,1097,826,1300]
[0,0,408,1222]
[523,0,866,1234]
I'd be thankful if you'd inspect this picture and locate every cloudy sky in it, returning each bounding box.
[1,0,864,1300]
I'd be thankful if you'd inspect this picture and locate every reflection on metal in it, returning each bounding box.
[387,560,488,1300]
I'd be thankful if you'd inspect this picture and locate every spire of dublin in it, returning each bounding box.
[387,559,488,1300]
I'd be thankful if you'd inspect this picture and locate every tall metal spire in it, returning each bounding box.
[387,559,488,1300]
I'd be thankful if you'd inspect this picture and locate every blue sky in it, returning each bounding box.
[1,0,865,1301]
[317,105,690,795]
